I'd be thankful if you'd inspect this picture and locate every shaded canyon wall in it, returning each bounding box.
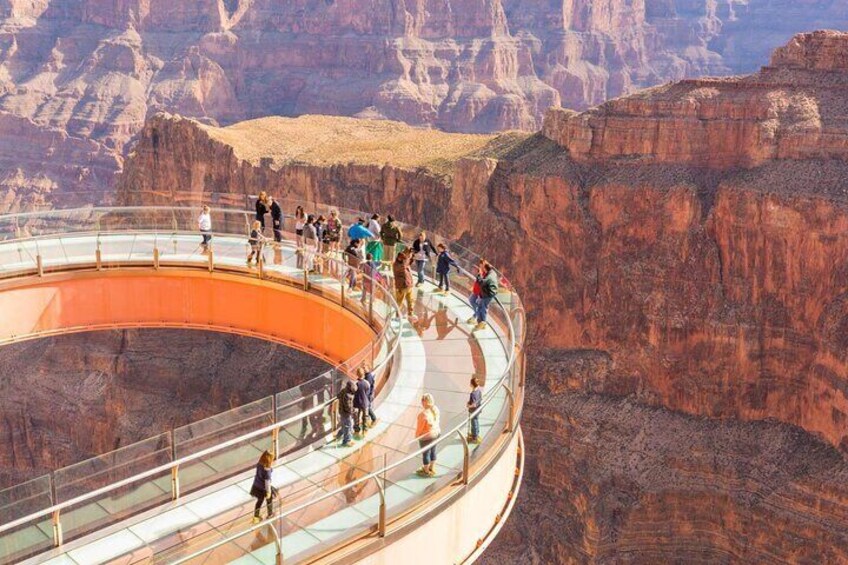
[0,328,331,488]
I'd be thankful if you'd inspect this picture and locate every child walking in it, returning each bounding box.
[466,377,483,444]
[435,243,458,294]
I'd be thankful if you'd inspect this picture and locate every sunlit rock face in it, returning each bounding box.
[1,0,848,209]
[113,32,848,561]
[0,329,331,488]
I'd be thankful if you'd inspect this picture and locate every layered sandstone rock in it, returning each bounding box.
[542,30,848,168]
[0,329,331,488]
[1,1,848,208]
[114,32,848,560]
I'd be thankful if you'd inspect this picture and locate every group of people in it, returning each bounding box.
[249,372,487,522]
[198,196,500,329]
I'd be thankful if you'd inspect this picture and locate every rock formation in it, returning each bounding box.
[114,31,848,561]
[0,1,847,209]
[0,329,331,489]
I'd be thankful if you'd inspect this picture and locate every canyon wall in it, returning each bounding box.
[115,31,848,561]
[0,329,331,489]
[1,0,848,209]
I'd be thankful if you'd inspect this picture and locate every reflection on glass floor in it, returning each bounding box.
[1,233,512,565]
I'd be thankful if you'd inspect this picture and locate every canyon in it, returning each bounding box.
[113,30,848,561]
[0,329,331,489]
[1,1,848,210]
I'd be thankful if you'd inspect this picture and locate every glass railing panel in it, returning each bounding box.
[469,385,509,465]
[54,433,173,504]
[0,514,54,563]
[174,397,274,495]
[0,239,40,276]
[60,471,172,543]
[51,433,173,543]
[382,432,465,520]
[0,474,52,525]
[0,474,54,562]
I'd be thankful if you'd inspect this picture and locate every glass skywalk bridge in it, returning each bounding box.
[0,206,525,565]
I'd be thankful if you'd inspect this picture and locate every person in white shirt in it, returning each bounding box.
[198,205,212,251]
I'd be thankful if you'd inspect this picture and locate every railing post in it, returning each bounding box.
[377,453,387,536]
[368,284,374,326]
[271,394,279,459]
[207,249,214,273]
[520,349,526,389]
[50,473,62,547]
[503,384,515,434]
[52,509,63,547]
[171,429,180,500]
[330,398,338,431]
[457,429,470,485]
[171,466,180,501]
[258,252,264,279]
[375,477,386,537]
[36,254,43,277]
[274,531,284,565]
[153,246,160,270]
[340,279,346,309]
[303,267,309,291]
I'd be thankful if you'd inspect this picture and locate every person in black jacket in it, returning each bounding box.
[255,191,269,230]
[250,450,276,523]
[269,197,283,242]
[335,379,357,447]
[435,243,458,294]
[353,369,371,437]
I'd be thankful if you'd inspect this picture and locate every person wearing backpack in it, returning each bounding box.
[335,379,357,447]
[380,215,403,265]
[471,260,498,331]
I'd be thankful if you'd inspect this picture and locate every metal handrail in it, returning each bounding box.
[0,230,403,538]
[0,400,328,534]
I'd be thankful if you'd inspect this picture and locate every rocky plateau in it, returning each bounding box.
[112,31,848,562]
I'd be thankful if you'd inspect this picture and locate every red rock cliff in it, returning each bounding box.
[115,32,848,561]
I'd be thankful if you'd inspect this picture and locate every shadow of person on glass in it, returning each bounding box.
[411,288,434,337]
[248,523,278,553]
[433,301,459,341]
[340,440,372,504]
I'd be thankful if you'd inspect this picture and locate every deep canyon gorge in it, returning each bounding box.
[0,329,331,489]
[113,30,848,562]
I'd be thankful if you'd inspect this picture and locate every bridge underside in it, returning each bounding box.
[0,270,374,365]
